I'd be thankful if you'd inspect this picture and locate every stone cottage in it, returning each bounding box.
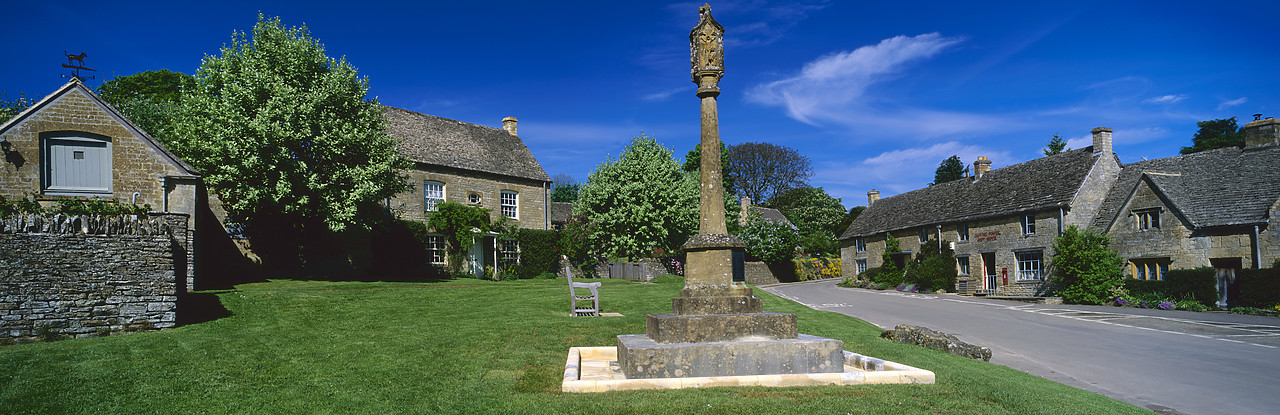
[383,106,551,276]
[839,128,1122,296]
[1090,117,1280,304]
[0,79,202,340]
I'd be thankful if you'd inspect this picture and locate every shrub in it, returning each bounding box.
[794,257,841,281]
[53,198,150,216]
[1236,267,1280,309]
[515,228,559,278]
[1050,226,1124,305]
[903,237,957,292]
[739,216,799,264]
[1164,268,1216,307]
[0,195,45,216]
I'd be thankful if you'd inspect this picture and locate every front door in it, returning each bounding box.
[1211,258,1242,308]
[982,252,997,291]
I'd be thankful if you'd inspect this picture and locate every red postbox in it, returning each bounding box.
[1001,268,1008,285]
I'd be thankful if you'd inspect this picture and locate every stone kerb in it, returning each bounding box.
[0,213,185,344]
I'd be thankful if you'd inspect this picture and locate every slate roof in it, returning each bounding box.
[1091,145,1280,230]
[551,202,574,224]
[750,206,797,229]
[840,146,1102,239]
[382,106,550,182]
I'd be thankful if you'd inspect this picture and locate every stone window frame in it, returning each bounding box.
[41,131,113,196]
[1136,208,1160,231]
[854,237,866,252]
[424,233,446,264]
[423,180,445,212]
[957,223,969,241]
[1131,258,1170,281]
[1021,214,1036,235]
[1015,249,1043,281]
[500,190,518,219]
[956,255,970,275]
[468,192,482,205]
[855,258,867,274]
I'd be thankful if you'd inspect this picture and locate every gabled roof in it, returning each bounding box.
[749,206,797,229]
[382,106,550,183]
[1091,146,1280,230]
[0,78,199,176]
[840,146,1102,239]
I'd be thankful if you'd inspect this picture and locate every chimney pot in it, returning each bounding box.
[1091,127,1113,155]
[502,117,518,136]
[973,156,992,180]
[1243,117,1280,148]
[867,190,880,206]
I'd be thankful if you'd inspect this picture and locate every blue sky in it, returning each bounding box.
[4,1,1278,209]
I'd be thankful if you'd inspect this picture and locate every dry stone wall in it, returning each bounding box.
[0,214,186,343]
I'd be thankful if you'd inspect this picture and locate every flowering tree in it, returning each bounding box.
[574,135,698,259]
[738,211,799,263]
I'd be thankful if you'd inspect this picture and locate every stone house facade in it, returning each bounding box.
[840,128,1123,296]
[383,106,551,276]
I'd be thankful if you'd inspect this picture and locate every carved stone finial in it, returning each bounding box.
[690,3,725,97]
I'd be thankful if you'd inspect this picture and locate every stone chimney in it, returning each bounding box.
[973,156,992,180]
[867,190,880,205]
[502,117,518,136]
[1091,127,1113,155]
[1243,116,1279,149]
[739,196,752,225]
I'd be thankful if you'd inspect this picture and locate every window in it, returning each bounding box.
[1136,209,1160,230]
[468,193,481,204]
[958,223,969,241]
[500,190,518,219]
[919,228,929,242]
[423,181,444,212]
[425,234,445,264]
[1021,214,1036,235]
[43,133,112,194]
[498,239,519,269]
[1016,250,1043,281]
[1131,259,1170,280]
[855,237,866,252]
[856,259,867,274]
[957,256,970,275]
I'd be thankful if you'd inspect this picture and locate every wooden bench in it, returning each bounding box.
[565,257,601,317]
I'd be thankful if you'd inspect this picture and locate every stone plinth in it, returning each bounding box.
[617,334,845,379]
[646,312,797,343]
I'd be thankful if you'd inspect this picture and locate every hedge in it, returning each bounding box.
[1122,268,1216,307]
[515,228,560,279]
[1237,267,1280,308]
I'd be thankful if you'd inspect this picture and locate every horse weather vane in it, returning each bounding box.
[61,51,96,81]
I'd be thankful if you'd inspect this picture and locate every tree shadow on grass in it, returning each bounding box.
[177,290,233,326]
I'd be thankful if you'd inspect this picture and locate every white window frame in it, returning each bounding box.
[498,238,520,269]
[1021,214,1036,235]
[958,223,969,241]
[855,259,867,274]
[423,181,444,212]
[500,190,518,219]
[42,133,112,195]
[1016,250,1043,281]
[425,234,446,264]
[957,256,970,275]
[855,237,866,252]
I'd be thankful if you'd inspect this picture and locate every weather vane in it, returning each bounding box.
[61,51,96,81]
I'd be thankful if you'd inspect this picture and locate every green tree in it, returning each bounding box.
[1180,117,1245,154]
[96,69,195,140]
[835,206,866,237]
[932,155,968,185]
[728,141,812,203]
[575,134,698,259]
[1,92,33,123]
[905,237,957,292]
[1043,133,1068,156]
[171,15,407,234]
[550,173,580,203]
[682,141,736,196]
[738,210,799,263]
[1050,225,1125,305]
[766,187,846,237]
[871,234,905,287]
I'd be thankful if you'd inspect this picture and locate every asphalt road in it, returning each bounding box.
[762,280,1280,415]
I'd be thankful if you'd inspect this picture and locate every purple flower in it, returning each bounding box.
[1116,298,1129,306]
[1158,301,1175,310]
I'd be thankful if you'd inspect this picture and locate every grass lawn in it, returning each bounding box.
[0,276,1146,414]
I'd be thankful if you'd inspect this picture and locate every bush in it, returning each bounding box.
[0,195,44,216]
[904,237,957,292]
[794,257,841,281]
[869,266,904,288]
[515,228,559,278]
[1236,268,1280,309]
[1050,226,1124,305]
[1164,268,1216,306]
[739,216,799,263]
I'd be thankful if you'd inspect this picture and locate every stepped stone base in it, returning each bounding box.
[646,312,797,343]
[617,333,845,379]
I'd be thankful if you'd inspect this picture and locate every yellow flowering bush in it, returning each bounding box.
[794,257,841,281]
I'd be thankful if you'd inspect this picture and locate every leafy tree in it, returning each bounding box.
[870,234,904,287]
[1180,117,1245,154]
[682,141,736,196]
[171,15,407,234]
[835,206,866,237]
[904,237,957,292]
[550,173,580,203]
[932,155,968,185]
[96,70,195,140]
[575,134,698,259]
[797,229,839,257]
[727,141,812,203]
[765,186,846,237]
[738,210,799,263]
[1,92,33,123]
[1050,225,1125,305]
[1044,133,1068,156]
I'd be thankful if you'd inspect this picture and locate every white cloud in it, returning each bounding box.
[641,87,687,102]
[1144,94,1186,104]
[1218,97,1248,110]
[812,141,1014,200]
[747,33,962,125]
